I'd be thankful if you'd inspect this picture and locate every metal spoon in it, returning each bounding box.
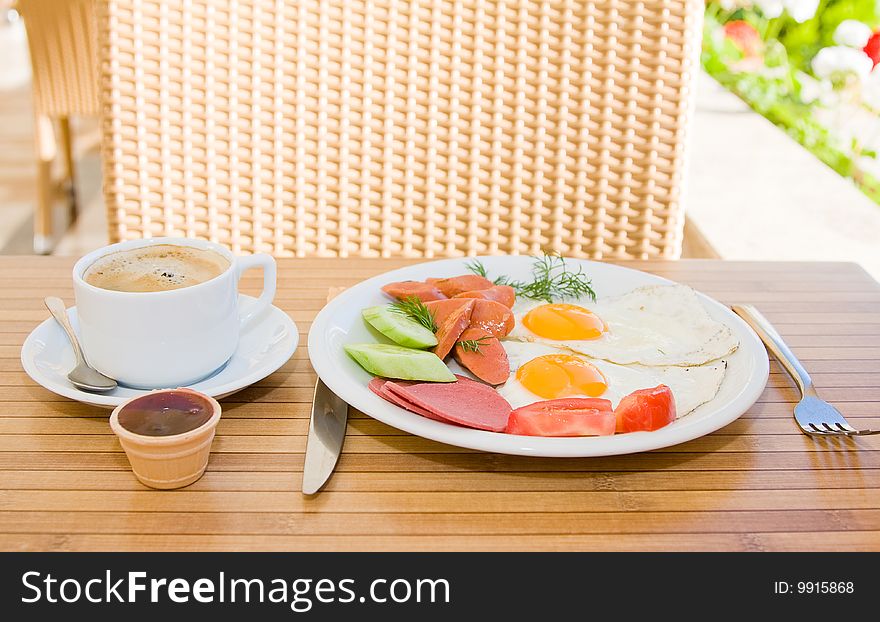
[44,296,117,392]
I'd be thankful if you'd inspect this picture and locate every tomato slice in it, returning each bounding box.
[614,385,677,433]
[512,398,613,415]
[505,398,615,437]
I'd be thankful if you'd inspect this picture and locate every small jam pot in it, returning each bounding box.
[109,388,221,489]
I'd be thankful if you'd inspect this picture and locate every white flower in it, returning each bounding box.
[812,46,873,81]
[799,72,836,107]
[754,0,784,18]
[784,0,820,24]
[834,20,873,48]
[757,0,819,23]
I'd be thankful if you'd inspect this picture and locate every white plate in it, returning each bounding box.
[309,256,769,457]
[21,295,299,408]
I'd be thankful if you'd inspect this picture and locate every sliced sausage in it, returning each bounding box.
[381,280,447,302]
[432,299,475,360]
[424,299,471,327]
[471,299,515,337]
[426,274,494,297]
[426,298,515,338]
[454,284,516,308]
[453,327,510,385]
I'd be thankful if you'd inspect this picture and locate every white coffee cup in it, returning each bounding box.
[72,237,277,389]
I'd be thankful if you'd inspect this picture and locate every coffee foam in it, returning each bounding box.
[83,244,230,292]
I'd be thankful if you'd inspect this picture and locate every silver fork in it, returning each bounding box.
[732,304,878,437]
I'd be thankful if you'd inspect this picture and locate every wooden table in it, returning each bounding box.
[1,257,879,551]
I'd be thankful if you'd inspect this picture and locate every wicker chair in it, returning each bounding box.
[16,0,100,253]
[98,0,702,259]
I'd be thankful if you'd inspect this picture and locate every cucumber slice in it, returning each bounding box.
[344,343,455,382]
[362,305,438,348]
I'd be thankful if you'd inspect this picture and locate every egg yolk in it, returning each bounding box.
[522,303,606,340]
[516,354,608,399]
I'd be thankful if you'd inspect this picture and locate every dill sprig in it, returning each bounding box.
[457,335,492,353]
[465,254,596,302]
[389,296,438,332]
[464,259,488,278]
[510,254,597,303]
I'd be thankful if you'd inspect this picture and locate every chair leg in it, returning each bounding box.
[681,218,720,259]
[58,116,78,224]
[33,115,56,255]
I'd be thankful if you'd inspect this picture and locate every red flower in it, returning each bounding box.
[723,21,762,58]
[864,31,880,67]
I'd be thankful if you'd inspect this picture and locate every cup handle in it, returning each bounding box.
[236,254,277,330]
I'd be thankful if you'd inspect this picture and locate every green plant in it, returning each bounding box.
[775,0,879,71]
[702,1,880,205]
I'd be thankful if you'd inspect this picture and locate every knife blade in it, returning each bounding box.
[302,378,348,494]
[303,286,348,495]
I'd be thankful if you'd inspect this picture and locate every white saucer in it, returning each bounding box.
[21,295,299,408]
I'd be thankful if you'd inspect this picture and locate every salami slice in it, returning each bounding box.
[384,375,512,432]
[367,377,447,422]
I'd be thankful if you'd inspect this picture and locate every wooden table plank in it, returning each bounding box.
[5,488,879,513]
[2,450,877,472]
[0,510,878,537]
[2,468,879,492]
[1,532,878,552]
[1,258,879,551]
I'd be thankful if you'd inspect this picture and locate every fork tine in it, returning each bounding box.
[805,421,879,437]
[850,429,880,436]
[833,422,856,434]
[803,422,855,437]
[827,421,879,436]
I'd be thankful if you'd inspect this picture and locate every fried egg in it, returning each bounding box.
[507,284,739,366]
[497,341,727,416]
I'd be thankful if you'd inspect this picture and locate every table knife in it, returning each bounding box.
[302,287,349,495]
[302,378,348,494]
